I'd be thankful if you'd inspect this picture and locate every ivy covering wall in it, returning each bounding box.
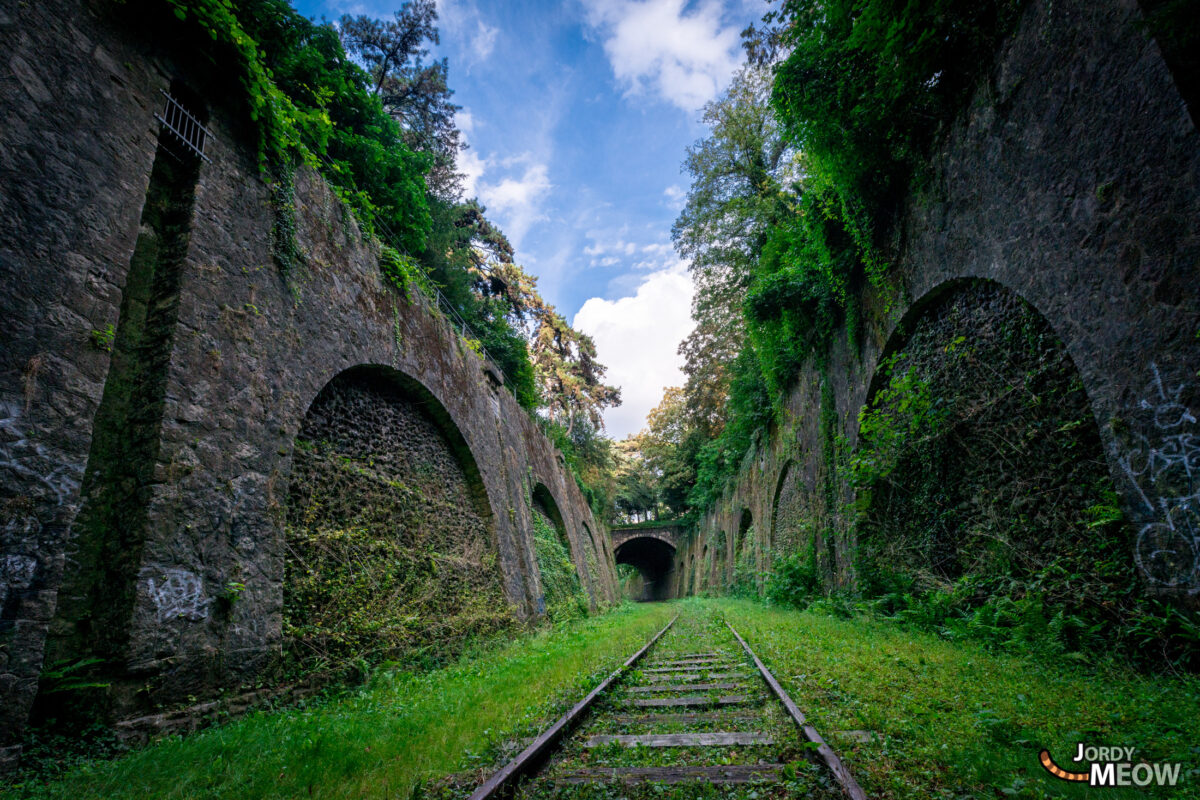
[283,372,512,674]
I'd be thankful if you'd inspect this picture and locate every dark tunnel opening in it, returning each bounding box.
[614,536,676,601]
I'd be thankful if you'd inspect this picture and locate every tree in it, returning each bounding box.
[532,312,621,435]
[614,438,658,522]
[340,1,463,198]
[638,387,702,517]
[672,63,795,436]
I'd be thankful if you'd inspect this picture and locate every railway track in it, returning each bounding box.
[469,610,866,800]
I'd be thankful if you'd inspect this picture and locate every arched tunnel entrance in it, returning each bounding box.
[614,535,676,601]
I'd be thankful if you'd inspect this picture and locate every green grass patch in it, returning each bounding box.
[715,598,1200,799]
[9,604,675,800]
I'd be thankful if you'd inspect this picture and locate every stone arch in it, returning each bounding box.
[580,520,603,599]
[614,535,675,601]
[853,278,1139,634]
[867,277,1090,415]
[282,364,508,670]
[531,482,568,544]
[709,529,726,590]
[731,509,754,594]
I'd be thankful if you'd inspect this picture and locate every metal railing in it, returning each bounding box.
[155,90,212,162]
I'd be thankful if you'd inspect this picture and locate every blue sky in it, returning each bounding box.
[291,0,765,436]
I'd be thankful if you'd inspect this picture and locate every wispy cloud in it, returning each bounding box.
[583,0,743,112]
[478,159,553,248]
[437,0,499,68]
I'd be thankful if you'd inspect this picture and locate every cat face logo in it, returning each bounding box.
[1039,745,1184,788]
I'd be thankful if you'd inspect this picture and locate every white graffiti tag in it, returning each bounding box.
[1120,364,1200,591]
[146,568,211,622]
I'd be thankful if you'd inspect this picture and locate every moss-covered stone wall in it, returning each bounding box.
[677,0,1200,611]
[284,370,512,672]
[0,0,616,764]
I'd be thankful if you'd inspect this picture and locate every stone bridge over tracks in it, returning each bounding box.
[611,523,688,602]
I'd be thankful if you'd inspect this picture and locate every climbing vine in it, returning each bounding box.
[283,377,514,675]
[850,284,1198,667]
[531,508,589,624]
[141,0,432,269]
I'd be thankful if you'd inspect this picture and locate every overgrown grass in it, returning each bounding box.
[716,598,1200,799]
[9,604,675,800]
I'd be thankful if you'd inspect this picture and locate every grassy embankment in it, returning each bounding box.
[9,604,674,800]
[11,598,1199,799]
[716,598,1200,799]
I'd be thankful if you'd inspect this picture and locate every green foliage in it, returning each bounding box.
[688,349,773,514]
[539,417,616,519]
[731,0,1027,432]
[531,508,589,624]
[37,658,111,695]
[14,605,676,799]
[850,285,1198,669]
[284,424,514,676]
[141,0,590,420]
[771,0,1024,278]
[142,0,433,273]
[848,355,947,489]
[233,0,432,247]
[474,310,540,410]
[729,528,760,599]
[87,324,115,353]
[268,166,301,274]
[765,549,820,609]
[673,64,792,439]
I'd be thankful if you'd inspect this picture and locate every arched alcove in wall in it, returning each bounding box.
[282,365,509,670]
[854,279,1138,649]
[580,520,603,602]
[530,481,587,618]
[769,461,796,557]
[730,509,754,595]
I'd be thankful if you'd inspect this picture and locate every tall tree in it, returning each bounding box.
[340,1,463,199]
[672,63,794,437]
[614,437,659,522]
[638,387,702,517]
[532,313,621,435]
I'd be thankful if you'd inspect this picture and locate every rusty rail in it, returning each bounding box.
[726,621,868,800]
[468,614,678,800]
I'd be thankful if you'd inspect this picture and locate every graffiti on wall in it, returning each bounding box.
[145,568,211,622]
[1119,363,1200,592]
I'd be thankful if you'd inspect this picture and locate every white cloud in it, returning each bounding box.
[573,262,695,438]
[437,0,498,68]
[584,0,743,111]
[663,183,686,209]
[584,238,640,260]
[458,147,487,199]
[478,161,552,248]
[471,18,499,60]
